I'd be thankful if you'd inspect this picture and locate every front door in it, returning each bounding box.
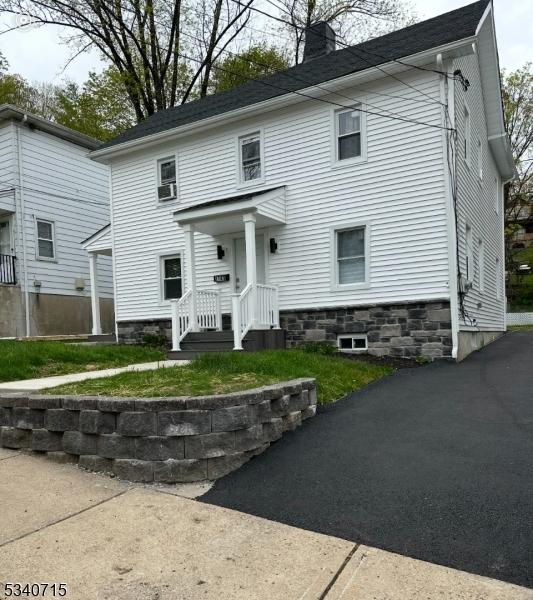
[234,234,265,293]
[0,219,12,255]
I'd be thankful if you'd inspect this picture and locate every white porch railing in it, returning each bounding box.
[171,289,221,351]
[232,283,279,350]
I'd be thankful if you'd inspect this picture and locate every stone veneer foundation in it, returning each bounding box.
[280,301,453,359]
[0,379,316,483]
[117,301,452,360]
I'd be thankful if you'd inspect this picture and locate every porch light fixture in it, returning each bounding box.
[217,245,225,260]
[269,238,278,254]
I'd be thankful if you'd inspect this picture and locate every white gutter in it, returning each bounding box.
[90,36,476,162]
[15,118,31,337]
[437,52,459,360]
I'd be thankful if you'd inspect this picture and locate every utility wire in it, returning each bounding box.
[176,49,454,132]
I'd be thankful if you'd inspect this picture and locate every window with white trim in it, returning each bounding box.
[478,238,485,291]
[465,224,474,282]
[338,334,367,352]
[335,226,366,285]
[239,133,262,182]
[36,219,55,260]
[157,157,177,201]
[336,105,362,161]
[464,106,471,164]
[494,177,500,213]
[161,255,182,300]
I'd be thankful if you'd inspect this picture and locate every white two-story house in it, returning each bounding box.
[0,106,114,337]
[88,0,514,360]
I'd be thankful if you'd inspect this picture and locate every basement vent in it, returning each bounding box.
[337,334,367,353]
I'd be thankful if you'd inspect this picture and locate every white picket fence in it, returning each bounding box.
[507,312,533,326]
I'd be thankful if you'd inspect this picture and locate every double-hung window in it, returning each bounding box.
[465,224,474,282]
[335,226,366,286]
[239,133,262,183]
[36,219,55,260]
[464,106,471,164]
[477,138,483,180]
[336,105,362,161]
[157,156,177,201]
[161,255,182,300]
[478,238,485,291]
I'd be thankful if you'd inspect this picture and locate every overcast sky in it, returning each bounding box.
[0,0,531,87]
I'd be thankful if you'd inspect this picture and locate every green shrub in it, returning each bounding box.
[142,333,168,348]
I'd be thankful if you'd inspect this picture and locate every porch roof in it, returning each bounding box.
[82,223,112,255]
[173,186,286,236]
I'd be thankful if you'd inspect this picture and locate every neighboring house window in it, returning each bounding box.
[36,219,55,260]
[477,138,483,180]
[161,255,182,300]
[239,133,262,182]
[465,224,473,282]
[335,226,366,285]
[478,238,485,291]
[157,156,177,201]
[464,106,471,164]
[336,105,362,161]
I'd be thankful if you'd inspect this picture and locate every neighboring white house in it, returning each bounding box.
[89,0,515,360]
[0,105,114,337]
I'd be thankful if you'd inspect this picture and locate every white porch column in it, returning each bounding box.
[183,223,199,331]
[88,252,102,335]
[243,212,257,327]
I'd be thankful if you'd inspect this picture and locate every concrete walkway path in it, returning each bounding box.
[0,448,531,599]
[0,360,188,392]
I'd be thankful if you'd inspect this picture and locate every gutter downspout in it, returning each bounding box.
[437,53,460,360]
[15,117,31,337]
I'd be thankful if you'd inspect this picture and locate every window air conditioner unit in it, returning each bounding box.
[158,182,177,201]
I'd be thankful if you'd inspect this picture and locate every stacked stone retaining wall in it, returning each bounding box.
[0,379,316,483]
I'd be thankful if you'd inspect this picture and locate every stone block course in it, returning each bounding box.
[0,378,316,483]
[79,410,115,434]
[117,411,157,436]
[45,409,79,432]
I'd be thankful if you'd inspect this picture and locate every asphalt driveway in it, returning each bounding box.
[201,331,533,589]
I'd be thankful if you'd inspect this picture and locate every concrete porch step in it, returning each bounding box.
[168,328,286,359]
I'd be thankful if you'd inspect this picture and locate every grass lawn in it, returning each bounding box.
[508,324,533,331]
[45,349,392,405]
[0,341,166,383]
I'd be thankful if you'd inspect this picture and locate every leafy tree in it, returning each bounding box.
[212,45,290,93]
[0,0,257,121]
[53,68,136,141]
[502,63,533,290]
[274,0,416,64]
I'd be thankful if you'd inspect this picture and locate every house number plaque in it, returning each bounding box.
[213,274,230,283]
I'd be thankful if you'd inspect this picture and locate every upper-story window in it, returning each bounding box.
[478,238,485,291]
[239,133,262,183]
[494,178,500,213]
[464,106,471,165]
[157,156,177,201]
[36,219,55,261]
[336,105,362,161]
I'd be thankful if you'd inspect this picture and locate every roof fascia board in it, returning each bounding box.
[91,36,476,163]
[0,105,100,150]
[81,224,112,249]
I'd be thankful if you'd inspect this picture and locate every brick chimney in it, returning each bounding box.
[303,22,336,62]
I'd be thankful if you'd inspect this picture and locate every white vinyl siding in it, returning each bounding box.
[10,125,112,298]
[109,69,450,322]
[454,53,505,330]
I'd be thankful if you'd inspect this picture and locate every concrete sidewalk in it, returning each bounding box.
[0,448,531,600]
[0,360,188,392]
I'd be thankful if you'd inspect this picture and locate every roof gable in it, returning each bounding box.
[96,0,490,153]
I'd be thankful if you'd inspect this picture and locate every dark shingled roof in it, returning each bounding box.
[98,0,489,151]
